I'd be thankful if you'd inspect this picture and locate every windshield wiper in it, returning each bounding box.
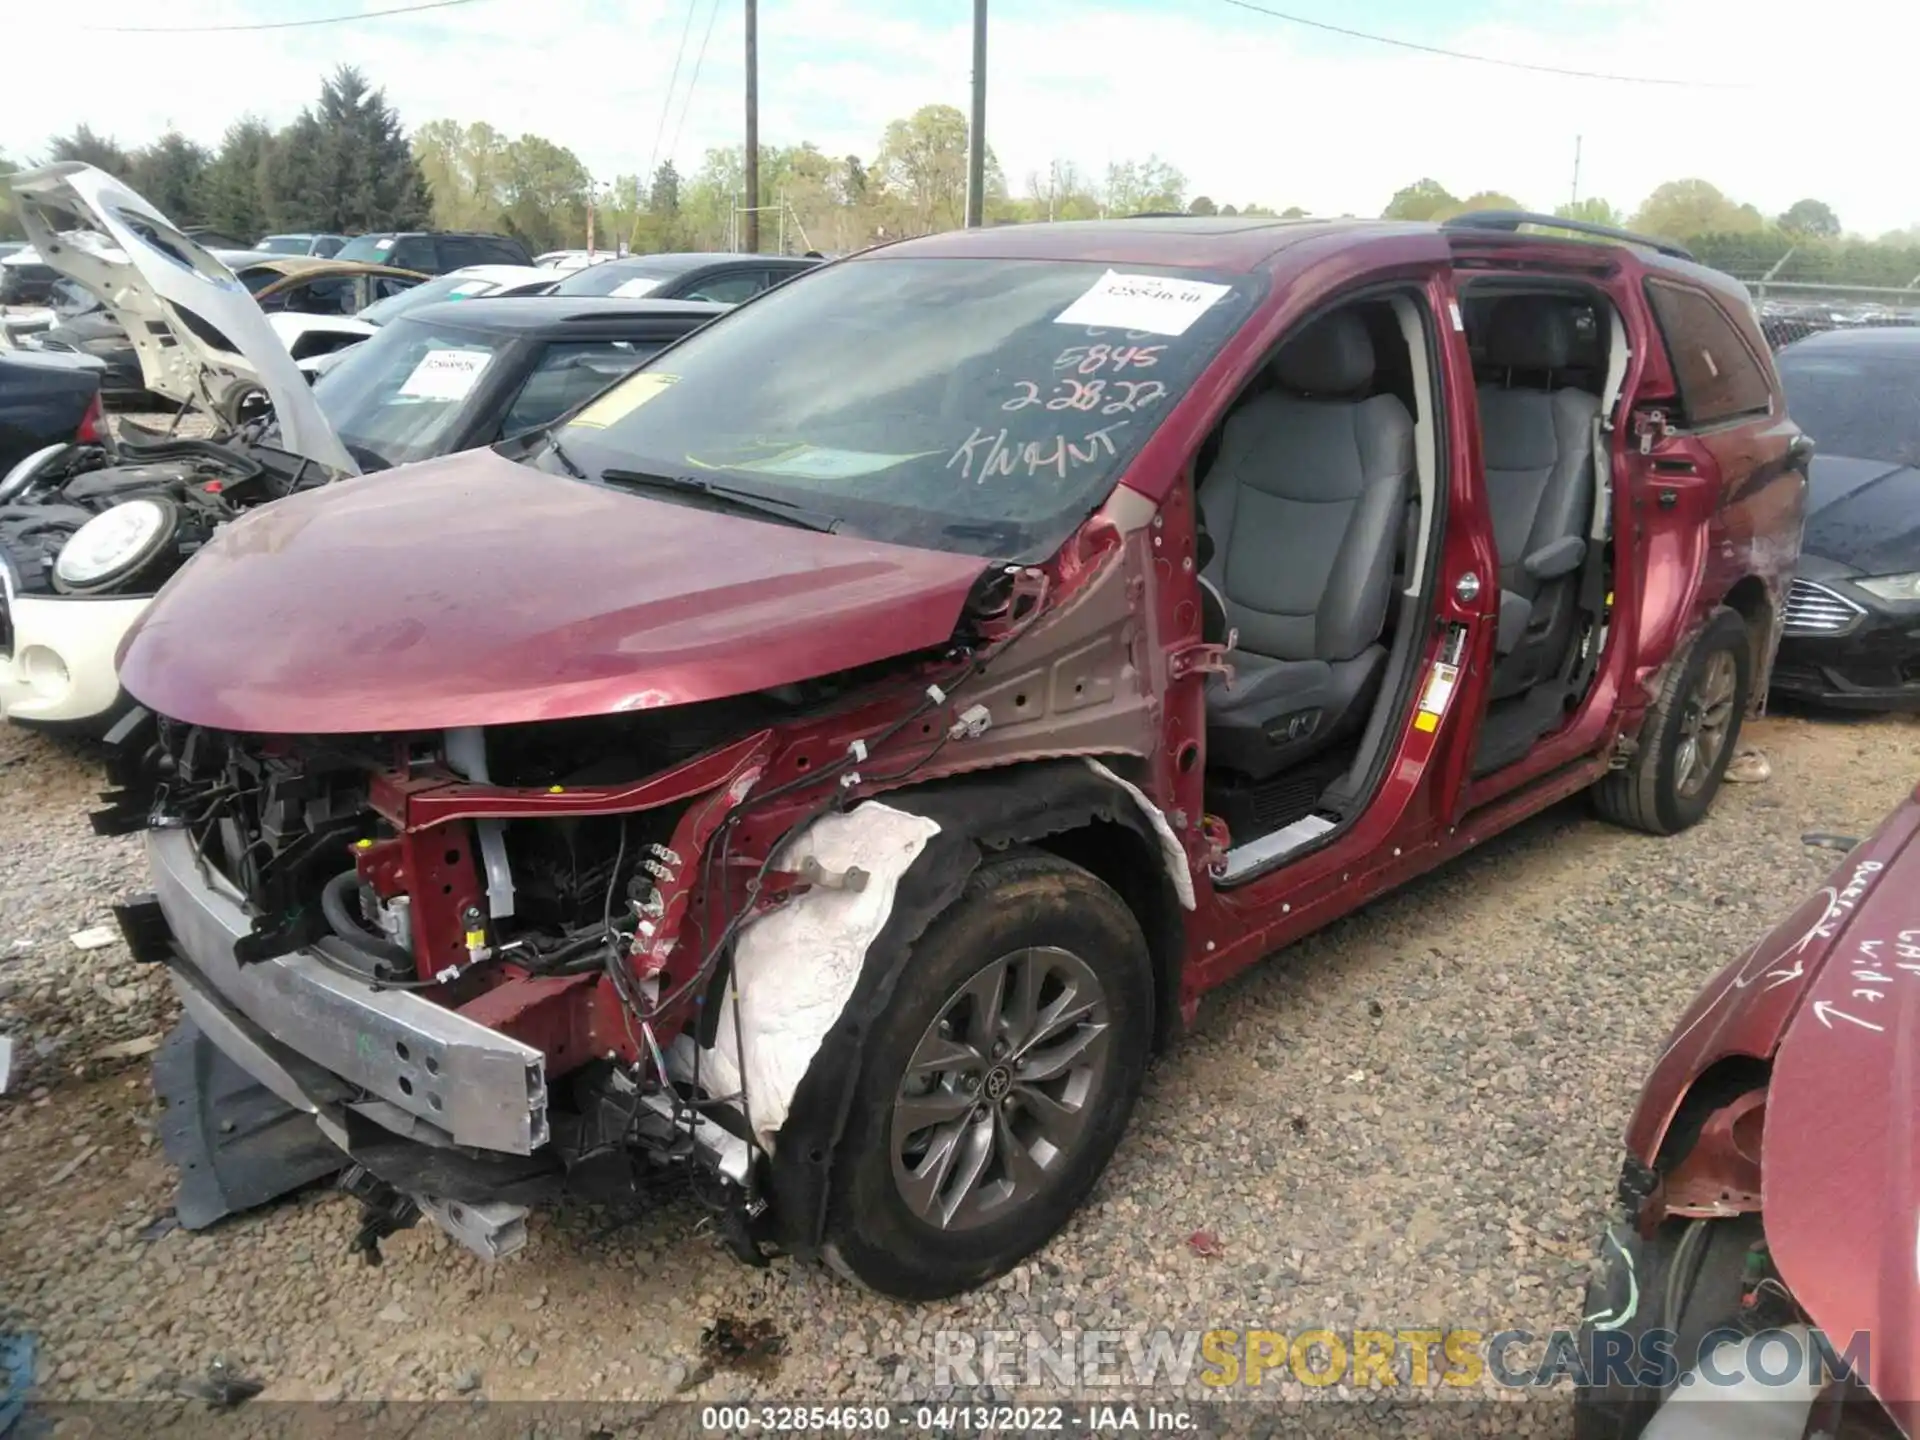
[597,468,840,533]
[543,433,587,479]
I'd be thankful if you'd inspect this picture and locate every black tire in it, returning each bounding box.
[1592,606,1752,836]
[1575,1212,1762,1438]
[822,849,1153,1300]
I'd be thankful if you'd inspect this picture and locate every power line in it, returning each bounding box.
[1216,0,1750,88]
[78,0,495,34]
[667,0,723,165]
[647,0,701,184]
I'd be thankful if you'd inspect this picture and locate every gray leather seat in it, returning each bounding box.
[1475,297,1600,699]
[1200,311,1414,779]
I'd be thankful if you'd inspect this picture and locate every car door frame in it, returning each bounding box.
[1436,241,1673,824]
[1100,231,1502,1000]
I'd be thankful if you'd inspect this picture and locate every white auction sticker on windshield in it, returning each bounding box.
[611,277,661,298]
[1054,270,1231,337]
[398,347,492,401]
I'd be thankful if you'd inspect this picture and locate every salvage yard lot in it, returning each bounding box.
[2,711,1917,1422]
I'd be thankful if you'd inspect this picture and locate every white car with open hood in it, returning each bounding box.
[0,164,722,733]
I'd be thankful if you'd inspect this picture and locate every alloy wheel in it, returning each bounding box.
[1675,649,1738,798]
[889,945,1112,1231]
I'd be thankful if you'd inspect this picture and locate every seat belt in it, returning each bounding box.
[1568,307,1631,693]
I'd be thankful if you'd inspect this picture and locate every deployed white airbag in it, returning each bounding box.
[671,801,941,1154]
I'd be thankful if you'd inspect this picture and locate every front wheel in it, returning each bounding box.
[1593,606,1753,836]
[822,850,1153,1300]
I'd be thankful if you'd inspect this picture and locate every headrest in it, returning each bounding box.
[1482,296,1577,371]
[1272,311,1375,396]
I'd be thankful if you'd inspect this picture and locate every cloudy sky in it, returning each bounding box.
[6,0,1916,236]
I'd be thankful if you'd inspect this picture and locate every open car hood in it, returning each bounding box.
[6,163,356,474]
[116,447,990,733]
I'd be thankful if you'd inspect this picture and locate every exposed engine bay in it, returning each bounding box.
[97,641,985,1264]
[0,428,324,600]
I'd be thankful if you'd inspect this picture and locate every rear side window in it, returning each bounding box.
[1644,280,1773,427]
[390,237,436,272]
[476,237,531,265]
[682,270,769,304]
[497,339,662,437]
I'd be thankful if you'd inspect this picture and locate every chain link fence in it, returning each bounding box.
[1740,279,1920,352]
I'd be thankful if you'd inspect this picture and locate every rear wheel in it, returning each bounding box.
[1593,606,1752,836]
[822,850,1152,1300]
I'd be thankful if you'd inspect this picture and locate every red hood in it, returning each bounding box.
[117,448,989,733]
[1765,807,1920,1426]
[1624,792,1920,1422]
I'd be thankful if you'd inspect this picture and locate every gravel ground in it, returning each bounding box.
[2,707,1918,1434]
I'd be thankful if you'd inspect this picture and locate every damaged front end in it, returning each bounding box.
[94,560,1095,1265]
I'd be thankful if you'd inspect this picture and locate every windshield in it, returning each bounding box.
[334,234,401,264]
[260,236,310,255]
[551,262,674,298]
[357,272,496,326]
[544,258,1261,556]
[1780,349,1920,468]
[308,315,507,469]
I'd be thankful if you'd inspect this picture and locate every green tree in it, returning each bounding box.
[200,119,277,240]
[272,66,431,232]
[1554,197,1623,227]
[1021,160,1101,223]
[1631,179,1763,242]
[0,152,23,240]
[836,155,868,209]
[48,124,132,177]
[1439,190,1523,220]
[874,104,998,234]
[413,119,511,231]
[1280,206,1308,219]
[129,131,211,223]
[1187,195,1217,217]
[648,160,682,219]
[1102,156,1186,215]
[497,134,590,254]
[1382,178,1456,221]
[1778,198,1840,239]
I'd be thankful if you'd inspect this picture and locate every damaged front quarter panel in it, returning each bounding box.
[1621,791,1920,1205]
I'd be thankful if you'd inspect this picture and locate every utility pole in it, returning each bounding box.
[1570,134,1582,208]
[744,0,759,253]
[965,0,987,227]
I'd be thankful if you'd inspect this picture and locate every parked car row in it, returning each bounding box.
[7,166,1917,1435]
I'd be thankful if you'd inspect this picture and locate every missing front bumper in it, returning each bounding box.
[146,828,551,1155]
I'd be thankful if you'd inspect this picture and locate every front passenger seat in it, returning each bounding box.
[1200,310,1414,780]
[1474,297,1600,699]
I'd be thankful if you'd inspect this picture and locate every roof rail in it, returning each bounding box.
[1441,209,1694,262]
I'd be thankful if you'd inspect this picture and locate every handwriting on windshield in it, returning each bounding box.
[946,420,1130,482]
[1054,343,1164,374]
[1003,378,1167,415]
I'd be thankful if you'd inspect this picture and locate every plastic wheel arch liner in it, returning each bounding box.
[706,758,1189,1256]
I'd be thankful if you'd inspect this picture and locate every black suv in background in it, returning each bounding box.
[332,231,533,274]
[549,251,821,303]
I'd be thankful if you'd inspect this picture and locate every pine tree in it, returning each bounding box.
[271,66,431,232]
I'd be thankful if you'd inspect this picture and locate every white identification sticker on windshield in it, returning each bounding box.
[611,277,661,298]
[1054,270,1231,337]
[374,237,394,250]
[398,348,491,401]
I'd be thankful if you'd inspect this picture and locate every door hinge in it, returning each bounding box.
[1634,409,1671,456]
[1170,640,1233,683]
